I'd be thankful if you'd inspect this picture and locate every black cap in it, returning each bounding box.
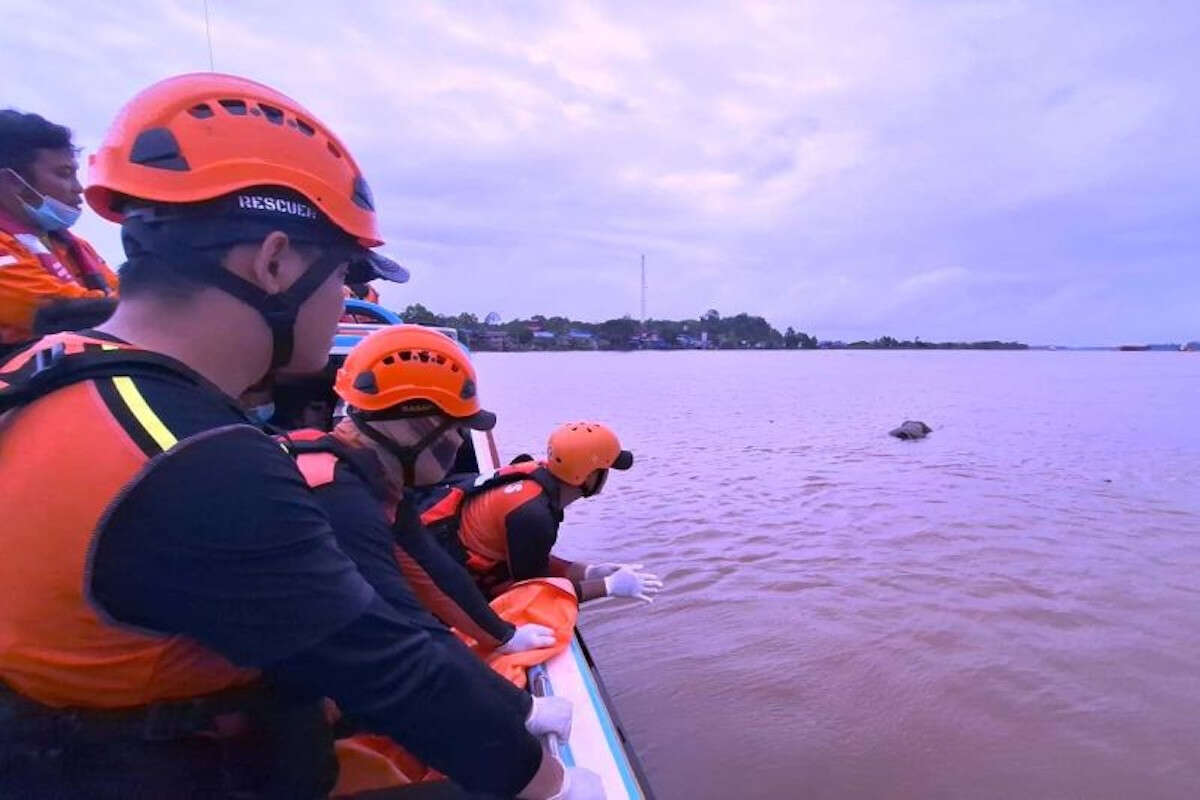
[349,251,408,284]
[124,186,409,284]
[459,408,497,431]
[611,450,634,470]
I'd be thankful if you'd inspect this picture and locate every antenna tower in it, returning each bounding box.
[203,0,215,70]
[640,254,646,327]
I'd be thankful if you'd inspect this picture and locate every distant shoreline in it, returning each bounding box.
[394,303,1195,354]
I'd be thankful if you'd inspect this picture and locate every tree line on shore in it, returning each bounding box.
[397,304,1027,351]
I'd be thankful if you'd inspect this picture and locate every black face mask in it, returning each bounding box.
[348,409,459,486]
[581,468,609,498]
[428,426,466,475]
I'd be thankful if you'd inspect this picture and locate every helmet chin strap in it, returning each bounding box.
[120,215,351,374]
[580,468,609,498]
[198,248,346,371]
[349,409,458,486]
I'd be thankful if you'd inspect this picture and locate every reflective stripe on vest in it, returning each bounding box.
[111,375,178,451]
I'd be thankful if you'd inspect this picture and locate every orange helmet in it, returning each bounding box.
[335,324,495,430]
[86,73,381,245]
[546,422,633,487]
[85,73,406,371]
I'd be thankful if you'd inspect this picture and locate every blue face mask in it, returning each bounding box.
[23,194,81,232]
[3,168,81,232]
[247,403,276,425]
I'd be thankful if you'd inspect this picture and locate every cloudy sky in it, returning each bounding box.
[3,1,1197,344]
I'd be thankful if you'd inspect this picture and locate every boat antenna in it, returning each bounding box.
[203,0,216,71]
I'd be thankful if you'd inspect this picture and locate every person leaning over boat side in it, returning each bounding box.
[286,323,562,656]
[422,422,664,602]
[0,109,118,353]
[0,73,595,799]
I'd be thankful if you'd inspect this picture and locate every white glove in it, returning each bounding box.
[553,767,606,799]
[522,756,606,800]
[582,562,626,580]
[603,566,663,602]
[499,623,557,654]
[526,695,573,741]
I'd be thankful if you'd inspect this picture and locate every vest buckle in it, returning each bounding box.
[31,342,67,376]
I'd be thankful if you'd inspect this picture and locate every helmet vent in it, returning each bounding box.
[353,371,378,394]
[327,142,342,158]
[218,98,248,115]
[259,104,284,125]
[351,176,375,211]
[188,104,214,119]
[382,355,395,365]
[129,128,190,172]
[295,118,316,136]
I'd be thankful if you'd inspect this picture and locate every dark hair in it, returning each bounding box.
[116,253,210,304]
[117,226,325,305]
[0,109,74,176]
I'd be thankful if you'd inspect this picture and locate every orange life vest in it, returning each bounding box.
[284,427,353,495]
[284,427,396,522]
[284,431,516,649]
[0,208,119,345]
[0,333,259,708]
[330,578,579,798]
[418,461,562,582]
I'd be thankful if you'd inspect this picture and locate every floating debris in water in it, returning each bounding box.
[889,420,932,440]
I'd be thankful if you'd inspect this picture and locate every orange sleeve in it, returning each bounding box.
[0,242,109,342]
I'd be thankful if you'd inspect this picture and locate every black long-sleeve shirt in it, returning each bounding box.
[86,371,540,794]
[310,455,517,649]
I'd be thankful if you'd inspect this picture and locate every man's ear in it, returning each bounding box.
[247,231,292,293]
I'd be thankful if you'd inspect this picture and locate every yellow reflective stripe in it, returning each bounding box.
[111,376,178,451]
[100,343,119,351]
